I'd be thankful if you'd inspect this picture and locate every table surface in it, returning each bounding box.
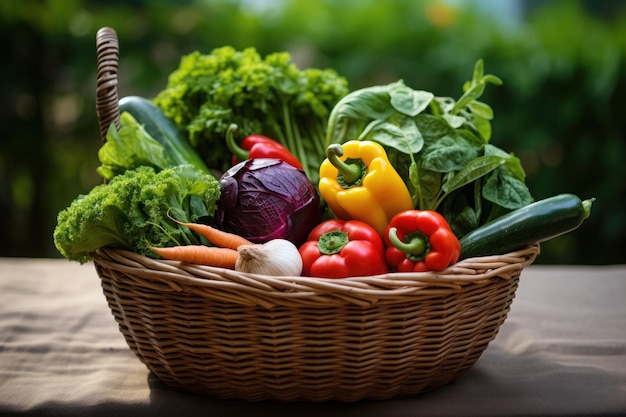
[1,257,625,417]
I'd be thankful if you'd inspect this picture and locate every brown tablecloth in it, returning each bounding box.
[1,258,625,416]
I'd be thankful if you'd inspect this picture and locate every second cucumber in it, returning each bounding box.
[458,193,594,260]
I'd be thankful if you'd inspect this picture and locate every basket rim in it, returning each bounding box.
[93,244,539,308]
[95,244,538,283]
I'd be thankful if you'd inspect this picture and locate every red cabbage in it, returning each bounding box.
[215,158,321,246]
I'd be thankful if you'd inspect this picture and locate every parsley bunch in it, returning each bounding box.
[153,47,349,183]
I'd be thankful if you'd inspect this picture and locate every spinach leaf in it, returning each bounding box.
[388,80,434,117]
[468,100,494,119]
[323,59,533,236]
[484,144,527,181]
[451,60,502,115]
[441,154,505,195]
[367,116,424,154]
[421,134,480,173]
[483,168,533,209]
[325,84,394,146]
[415,113,456,144]
[444,191,481,237]
[417,165,442,210]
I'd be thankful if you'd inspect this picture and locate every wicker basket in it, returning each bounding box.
[92,27,540,402]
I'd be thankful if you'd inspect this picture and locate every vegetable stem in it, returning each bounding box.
[281,101,298,159]
[279,100,314,180]
[326,144,362,185]
[311,123,326,159]
[290,116,310,178]
[432,189,447,211]
[582,198,595,219]
[317,230,349,255]
[388,227,427,258]
[410,157,424,210]
[225,124,249,161]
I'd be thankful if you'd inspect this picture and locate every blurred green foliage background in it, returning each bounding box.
[1,0,625,264]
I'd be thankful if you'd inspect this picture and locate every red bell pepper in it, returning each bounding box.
[299,219,388,278]
[226,123,303,169]
[384,210,460,272]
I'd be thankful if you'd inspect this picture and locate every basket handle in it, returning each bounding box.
[95,27,121,143]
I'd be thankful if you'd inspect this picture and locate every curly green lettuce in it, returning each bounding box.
[53,165,220,263]
[153,46,349,183]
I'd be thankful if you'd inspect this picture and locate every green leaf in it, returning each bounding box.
[484,144,527,181]
[428,97,445,116]
[326,84,395,145]
[331,84,395,120]
[97,113,169,180]
[408,158,420,207]
[483,143,510,158]
[450,60,502,115]
[469,115,492,142]
[468,101,494,120]
[456,129,486,147]
[482,169,533,209]
[446,192,480,237]
[483,74,503,86]
[503,154,527,181]
[441,154,505,194]
[389,80,434,117]
[418,166,442,210]
[421,135,480,172]
[415,113,456,143]
[451,82,486,114]
[443,113,466,128]
[473,59,485,84]
[369,117,424,155]
[358,119,383,141]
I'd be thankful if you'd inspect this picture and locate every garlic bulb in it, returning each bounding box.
[235,239,303,276]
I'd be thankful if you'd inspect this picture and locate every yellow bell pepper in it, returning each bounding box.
[319,140,414,236]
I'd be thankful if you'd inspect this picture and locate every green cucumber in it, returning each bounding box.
[119,96,209,174]
[458,193,594,259]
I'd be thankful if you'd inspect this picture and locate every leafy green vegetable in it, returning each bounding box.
[53,165,220,263]
[325,60,532,237]
[97,111,210,180]
[118,95,211,175]
[153,46,349,182]
[97,112,170,180]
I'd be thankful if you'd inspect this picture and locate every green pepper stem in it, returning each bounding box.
[317,230,349,255]
[326,144,361,185]
[388,227,427,256]
[225,123,249,161]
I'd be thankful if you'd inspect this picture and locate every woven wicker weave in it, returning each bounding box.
[92,27,540,402]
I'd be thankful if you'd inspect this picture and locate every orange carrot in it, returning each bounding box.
[168,213,253,249]
[150,245,239,269]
